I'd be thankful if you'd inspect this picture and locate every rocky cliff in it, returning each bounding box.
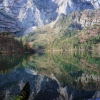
[73,9,100,28]
[0,10,21,32]
[0,0,99,31]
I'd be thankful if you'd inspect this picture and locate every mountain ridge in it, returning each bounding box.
[0,0,100,32]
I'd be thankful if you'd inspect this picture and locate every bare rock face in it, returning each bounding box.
[64,9,100,30]
[0,0,58,29]
[0,0,99,31]
[0,11,21,32]
[77,9,100,28]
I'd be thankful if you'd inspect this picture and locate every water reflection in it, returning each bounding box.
[0,51,100,100]
[0,54,29,74]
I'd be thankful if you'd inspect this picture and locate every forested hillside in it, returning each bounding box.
[23,9,100,51]
[0,32,34,54]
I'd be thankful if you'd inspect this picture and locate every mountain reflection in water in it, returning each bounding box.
[0,51,100,100]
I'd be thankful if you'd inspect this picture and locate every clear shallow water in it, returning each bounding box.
[0,51,100,100]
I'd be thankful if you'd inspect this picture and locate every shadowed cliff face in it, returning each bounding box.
[0,11,22,32]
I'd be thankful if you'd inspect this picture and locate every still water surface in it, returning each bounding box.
[0,51,100,100]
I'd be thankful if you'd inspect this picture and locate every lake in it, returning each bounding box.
[0,51,100,100]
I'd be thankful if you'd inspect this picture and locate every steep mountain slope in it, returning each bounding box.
[0,11,21,32]
[0,0,99,30]
[24,9,100,50]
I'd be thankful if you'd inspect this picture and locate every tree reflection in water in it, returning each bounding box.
[0,51,100,100]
